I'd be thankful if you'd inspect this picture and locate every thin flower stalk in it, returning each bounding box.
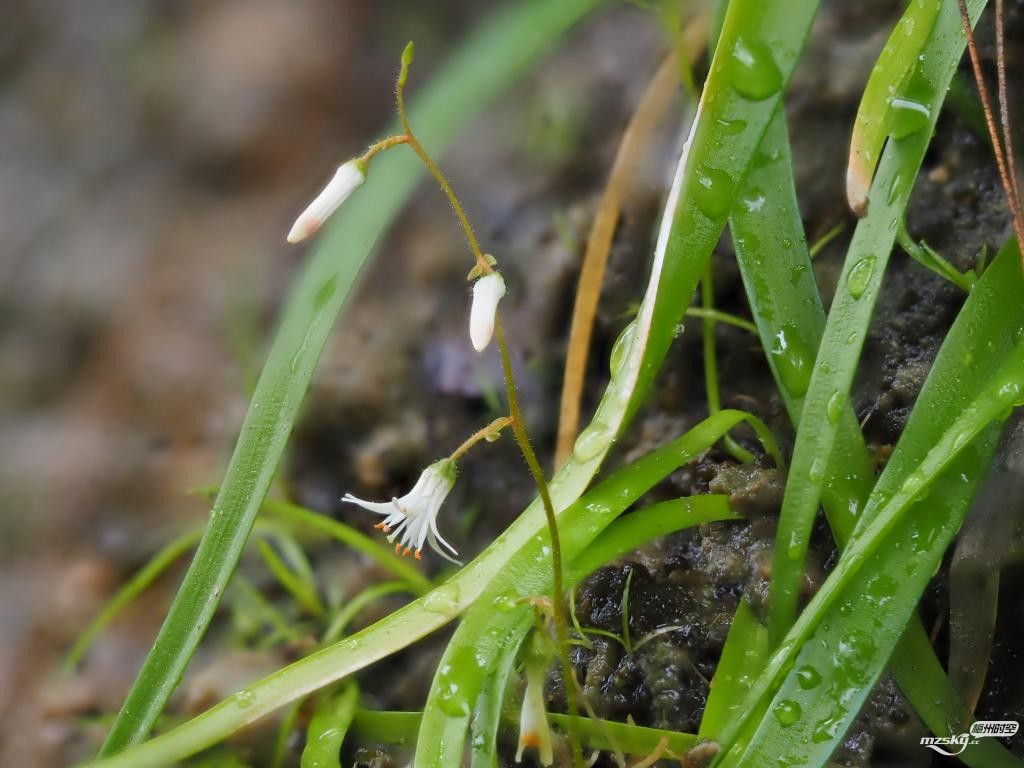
[392,42,583,767]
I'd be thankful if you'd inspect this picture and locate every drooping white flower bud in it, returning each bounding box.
[516,634,554,765]
[287,159,367,243]
[469,271,506,352]
[342,458,460,563]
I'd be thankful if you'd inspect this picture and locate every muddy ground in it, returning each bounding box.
[1,1,1022,766]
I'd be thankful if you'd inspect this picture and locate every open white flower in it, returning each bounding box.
[342,459,460,563]
[287,159,366,243]
[469,271,506,352]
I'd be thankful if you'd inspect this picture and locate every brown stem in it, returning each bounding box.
[359,134,410,166]
[394,46,490,274]
[495,317,583,768]
[958,0,1024,259]
[449,417,513,461]
[995,0,1022,211]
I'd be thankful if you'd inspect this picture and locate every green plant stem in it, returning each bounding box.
[897,221,975,291]
[684,307,757,334]
[395,39,580,762]
[494,316,582,768]
[256,539,324,617]
[449,416,513,461]
[395,47,491,275]
[807,221,845,259]
[359,135,411,166]
[700,265,755,463]
[301,684,358,768]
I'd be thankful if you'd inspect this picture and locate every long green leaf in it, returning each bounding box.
[718,240,1024,767]
[701,105,875,747]
[765,0,988,641]
[97,0,605,754]
[721,97,1015,766]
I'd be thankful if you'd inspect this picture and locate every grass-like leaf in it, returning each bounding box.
[765,0,988,642]
[847,0,942,214]
[719,240,1024,767]
[300,684,358,768]
[96,0,606,754]
[713,102,1014,766]
[85,408,768,768]
[700,107,876,749]
[350,709,697,757]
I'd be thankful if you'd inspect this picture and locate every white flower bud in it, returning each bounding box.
[287,160,366,243]
[516,638,554,765]
[469,271,506,352]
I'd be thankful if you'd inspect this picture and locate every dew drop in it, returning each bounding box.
[789,264,807,287]
[314,275,339,309]
[573,419,612,462]
[609,320,638,378]
[693,164,734,219]
[730,37,783,100]
[740,188,767,214]
[997,380,1024,406]
[423,585,461,616]
[865,573,898,607]
[716,116,748,135]
[773,699,802,728]
[492,593,517,611]
[808,456,826,483]
[796,665,822,690]
[235,690,255,709]
[770,324,813,396]
[846,256,876,299]
[826,391,845,424]
[811,711,845,744]
[887,173,904,205]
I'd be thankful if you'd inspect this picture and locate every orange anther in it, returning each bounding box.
[395,543,401,554]
[414,550,422,560]
[402,547,411,558]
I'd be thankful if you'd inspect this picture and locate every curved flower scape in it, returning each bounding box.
[343,458,461,563]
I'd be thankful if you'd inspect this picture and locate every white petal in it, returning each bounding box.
[428,510,459,556]
[427,529,462,566]
[342,493,398,517]
[287,161,366,243]
[516,663,553,765]
[469,272,506,352]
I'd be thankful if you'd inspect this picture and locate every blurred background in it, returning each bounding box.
[0,1,669,764]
